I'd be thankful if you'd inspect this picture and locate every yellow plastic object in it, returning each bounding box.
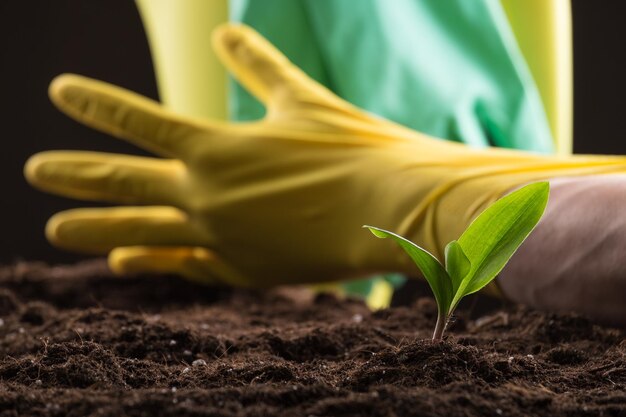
[135,0,228,120]
[367,280,395,310]
[25,25,626,289]
[311,279,393,310]
[500,0,573,155]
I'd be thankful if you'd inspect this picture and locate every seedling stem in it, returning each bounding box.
[365,182,550,341]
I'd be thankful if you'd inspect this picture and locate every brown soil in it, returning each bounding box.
[0,260,624,417]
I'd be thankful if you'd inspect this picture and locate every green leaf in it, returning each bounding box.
[451,182,549,309]
[364,226,452,314]
[444,240,470,295]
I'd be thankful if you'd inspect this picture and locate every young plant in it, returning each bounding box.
[364,182,550,341]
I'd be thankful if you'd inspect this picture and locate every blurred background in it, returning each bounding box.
[0,0,625,264]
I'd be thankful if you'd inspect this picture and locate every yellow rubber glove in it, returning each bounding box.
[25,24,626,288]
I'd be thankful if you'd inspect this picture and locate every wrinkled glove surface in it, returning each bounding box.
[25,25,626,287]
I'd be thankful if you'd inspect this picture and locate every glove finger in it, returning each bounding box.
[45,206,211,254]
[49,74,225,159]
[25,151,185,206]
[109,246,249,287]
[212,24,328,108]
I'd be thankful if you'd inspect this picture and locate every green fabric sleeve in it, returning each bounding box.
[229,0,554,153]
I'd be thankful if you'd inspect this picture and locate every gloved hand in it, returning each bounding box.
[25,24,626,287]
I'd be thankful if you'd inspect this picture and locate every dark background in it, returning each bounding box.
[0,1,624,263]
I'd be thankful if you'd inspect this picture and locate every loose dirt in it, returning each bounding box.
[0,260,624,416]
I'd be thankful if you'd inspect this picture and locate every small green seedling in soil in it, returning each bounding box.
[365,182,549,341]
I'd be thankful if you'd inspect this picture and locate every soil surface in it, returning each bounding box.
[0,260,624,417]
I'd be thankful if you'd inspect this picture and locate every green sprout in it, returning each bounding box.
[365,182,550,341]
